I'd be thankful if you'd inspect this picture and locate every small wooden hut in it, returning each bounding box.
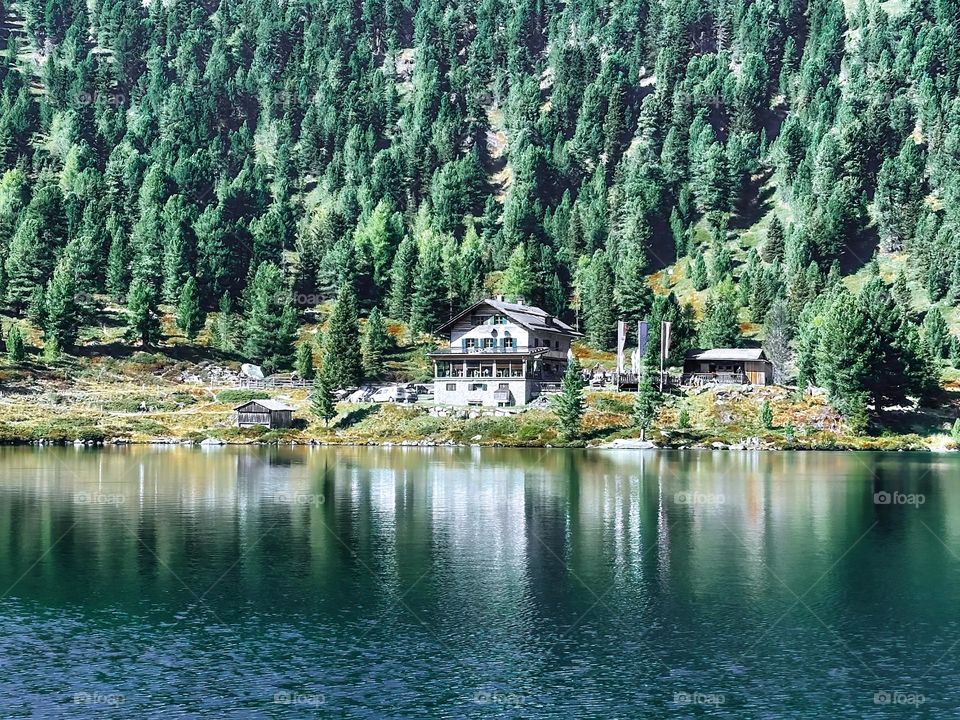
[682,349,773,386]
[234,400,294,428]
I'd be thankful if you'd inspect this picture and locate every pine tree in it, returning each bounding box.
[44,255,79,351]
[311,366,337,427]
[27,285,46,329]
[689,247,709,291]
[387,234,418,321]
[361,307,390,379]
[409,236,446,334]
[951,335,960,367]
[892,270,911,310]
[632,371,661,433]
[6,325,25,362]
[176,277,204,340]
[615,250,653,325]
[583,251,616,349]
[243,263,297,372]
[500,243,535,301]
[126,278,162,347]
[760,399,774,429]
[953,419,960,445]
[677,405,691,429]
[212,292,236,352]
[762,217,786,263]
[923,306,949,359]
[552,360,586,442]
[324,282,363,389]
[698,282,741,348]
[295,340,316,380]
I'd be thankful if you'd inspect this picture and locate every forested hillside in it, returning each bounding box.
[0,0,958,424]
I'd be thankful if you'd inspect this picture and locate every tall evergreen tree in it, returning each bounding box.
[243,263,296,372]
[324,282,363,389]
[176,277,205,340]
[126,278,162,347]
[552,359,586,442]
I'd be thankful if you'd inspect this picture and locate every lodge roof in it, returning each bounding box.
[433,298,583,337]
[233,400,295,412]
[684,348,769,362]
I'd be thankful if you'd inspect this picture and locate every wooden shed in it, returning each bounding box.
[682,349,773,386]
[234,400,294,428]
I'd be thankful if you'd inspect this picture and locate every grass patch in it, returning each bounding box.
[215,389,270,404]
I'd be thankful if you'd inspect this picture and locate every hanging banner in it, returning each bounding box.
[638,321,649,358]
[661,321,672,362]
[616,321,628,373]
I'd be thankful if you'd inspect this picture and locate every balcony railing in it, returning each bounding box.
[429,345,550,355]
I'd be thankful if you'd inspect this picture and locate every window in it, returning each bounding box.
[555,340,560,350]
[503,336,515,349]
[475,315,491,325]
[464,338,478,350]
[469,383,487,391]
[498,383,509,389]
[482,337,495,349]
[493,315,508,325]
[446,383,456,391]
[467,400,482,406]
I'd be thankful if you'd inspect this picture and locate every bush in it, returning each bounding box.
[216,389,270,404]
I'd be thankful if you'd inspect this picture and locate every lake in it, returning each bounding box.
[0,446,957,717]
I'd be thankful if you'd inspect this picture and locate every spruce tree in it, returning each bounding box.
[311,366,337,427]
[361,307,390,379]
[583,251,616,349]
[409,237,446,334]
[244,263,296,372]
[552,359,586,442]
[295,340,316,380]
[762,216,786,263]
[213,292,236,352]
[176,277,205,340]
[6,325,25,362]
[126,278,162,347]
[689,247,709,291]
[698,283,741,348]
[923,306,949,359]
[324,282,363,389]
[500,243,535,301]
[760,399,774,429]
[44,255,79,351]
[387,234,418,322]
[632,371,661,433]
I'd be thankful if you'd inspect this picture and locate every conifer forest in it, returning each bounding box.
[0,0,959,426]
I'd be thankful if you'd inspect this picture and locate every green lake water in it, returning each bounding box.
[0,446,957,717]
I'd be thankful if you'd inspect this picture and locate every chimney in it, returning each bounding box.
[495,294,505,302]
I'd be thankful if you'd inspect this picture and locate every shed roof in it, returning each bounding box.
[234,399,295,412]
[685,348,768,362]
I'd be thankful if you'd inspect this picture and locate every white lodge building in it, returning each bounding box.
[428,298,582,407]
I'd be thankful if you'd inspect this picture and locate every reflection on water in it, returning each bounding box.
[0,446,957,718]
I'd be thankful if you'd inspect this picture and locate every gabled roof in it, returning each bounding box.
[234,399,295,412]
[685,348,768,361]
[434,299,583,337]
